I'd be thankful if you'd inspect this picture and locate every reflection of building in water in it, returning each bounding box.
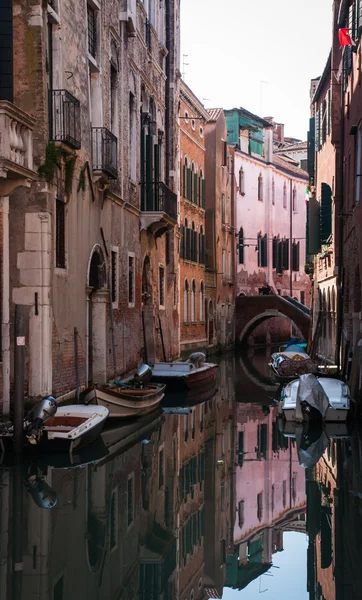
[178,358,236,599]
[226,403,306,591]
[309,434,362,600]
[0,360,237,600]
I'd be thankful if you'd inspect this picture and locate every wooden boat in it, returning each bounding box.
[82,382,165,419]
[269,350,318,383]
[151,353,218,393]
[37,405,109,452]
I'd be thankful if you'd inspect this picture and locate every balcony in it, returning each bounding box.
[0,101,36,196]
[140,181,178,236]
[51,89,81,150]
[92,127,118,179]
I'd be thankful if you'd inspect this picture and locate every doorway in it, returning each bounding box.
[87,246,107,386]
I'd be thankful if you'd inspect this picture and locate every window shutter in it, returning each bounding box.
[201,235,205,264]
[193,173,198,203]
[197,175,200,205]
[272,236,278,269]
[327,89,331,136]
[315,110,320,152]
[262,234,268,267]
[238,228,244,264]
[282,239,289,270]
[201,179,205,207]
[320,183,332,243]
[186,228,191,260]
[194,230,198,261]
[180,225,185,259]
[257,234,262,267]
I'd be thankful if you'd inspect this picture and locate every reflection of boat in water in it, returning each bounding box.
[278,374,351,423]
[162,380,217,407]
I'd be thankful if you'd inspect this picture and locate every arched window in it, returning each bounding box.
[292,185,297,212]
[272,178,275,205]
[239,167,245,196]
[184,280,189,322]
[191,280,196,321]
[283,182,287,209]
[238,228,244,264]
[200,281,204,321]
[258,173,263,201]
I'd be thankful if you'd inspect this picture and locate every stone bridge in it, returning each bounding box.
[235,295,310,345]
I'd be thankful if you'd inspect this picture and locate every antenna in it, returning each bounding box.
[182,54,190,79]
[260,80,269,116]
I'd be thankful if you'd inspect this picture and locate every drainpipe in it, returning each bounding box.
[165,0,171,187]
[336,50,345,371]
[290,179,293,297]
[1,197,10,415]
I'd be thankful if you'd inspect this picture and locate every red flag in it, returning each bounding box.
[339,28,353,47]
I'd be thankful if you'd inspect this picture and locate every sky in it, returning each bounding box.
[180,0,333,141]
[222,532,309,600]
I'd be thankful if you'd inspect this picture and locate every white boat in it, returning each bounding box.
[151,353,218,397]
[278,374,351,423]
[38,405,109,452]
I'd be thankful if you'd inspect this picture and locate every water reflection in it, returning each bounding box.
[1,353,362,599]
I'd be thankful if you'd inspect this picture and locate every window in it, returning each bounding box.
[282,480,287,508]
[292,241,300,272]
[320,183,332,243]
[53,576,64,600]
[199,126,203,138]
[200,281,204,321]
[129,93,136,181]
[222,249,226,277]
[127,475,134,527]
[258,173,263,201]
[128,254,135,306]
[159,266,165,307]
[56,198,66,268]
[110,58,118,136]
[257,492,263,521]
[292,185,297,212]
[257,233,267,267]
[239,167,245,195]
[238,228,244,264]
[110,489,118,550]
[184,280,189,322]
[221,193,226,223]
[184,110,189,123]
[191,280,196,322]
[87,4,97,58]
[321,99,327,145]
[191,118,195,130]
[238,500,244,528]
[223,141,227,166]
[301,290,305,305]
[111,248,119,305]
[283,182,287,208]
[272,178,275,205]
[159,448,164,489]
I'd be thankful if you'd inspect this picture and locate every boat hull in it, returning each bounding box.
[152,363,218,392]
[280,405,349,423]
[83,384,165,418]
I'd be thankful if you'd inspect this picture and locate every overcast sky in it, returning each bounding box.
[180,0,333,141]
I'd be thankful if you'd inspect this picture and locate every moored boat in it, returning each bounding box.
[83,382,165,418]
[151,352,218,393]
[278,374,351,423]
[269,350,318,382]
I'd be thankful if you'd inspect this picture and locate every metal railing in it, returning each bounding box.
[51,89,81,149]
[92,127,118,179]
[141,181,177,220]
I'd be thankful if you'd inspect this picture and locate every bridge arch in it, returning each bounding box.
[238,310,305,345]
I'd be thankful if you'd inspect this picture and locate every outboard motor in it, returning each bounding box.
[24,396,57,443]
[133,364,152,388]
[187,352,206,369]
[24,472,58,509]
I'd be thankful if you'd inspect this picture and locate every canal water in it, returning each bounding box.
[0,350,360,599]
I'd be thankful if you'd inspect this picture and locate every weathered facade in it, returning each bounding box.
[179,81,209,353]
[0,0,181,411]
[204,109,236,352]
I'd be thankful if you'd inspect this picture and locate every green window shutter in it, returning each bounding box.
[193,173,198,203]
[320,183,332,243]
[197,175,200,205]
[308,117,315,184]
[272,236,278,268]
[257,234,262,267]
[263,234,268,267]
[315,110,320,152]
[282,239,289,270]
[201,179,205,207]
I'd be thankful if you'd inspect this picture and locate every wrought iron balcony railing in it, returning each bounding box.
[141,181,177,220]
[51,89,81,149]
[92,127,118,179]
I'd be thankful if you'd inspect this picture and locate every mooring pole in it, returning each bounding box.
[12,463,24,599]
[14,305,25,455]
[74,327,79,403]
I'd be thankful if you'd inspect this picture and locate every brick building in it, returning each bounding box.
[204,109,236,352]
[0,0,180,411]
[179,81,209,353]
